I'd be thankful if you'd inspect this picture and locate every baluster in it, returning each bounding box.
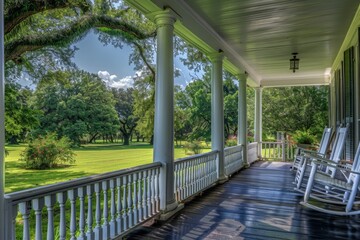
[201,158,205,189]
[102,181,110,239]
[57,192,67,240]
[196,158,200,192]
[155,168,160,212]
[116,177,123,233]
[186,161,191,198]
[177,162,184,202]
[146,169,151,217]
[122,175,128,231]
[150,169,155,215]
[175,164,179,201]
[127,174,133,227]
[86,185,94,240]
[77,187,86,240]
[182,162,186,201]
[94,183,102,239]
[137,172,143,222]
[191,160,195,195]
[32,198,44,240]
[67,189,77,240]
[45,195,56,240]
[109,179,117,238]
[19,201,31,240]
[133,173,138,225]
[142,171,148,218]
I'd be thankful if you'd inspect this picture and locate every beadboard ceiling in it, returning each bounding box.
[129,0,360,87]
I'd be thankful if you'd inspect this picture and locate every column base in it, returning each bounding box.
[218,175,229,184]
[158,202,184,221]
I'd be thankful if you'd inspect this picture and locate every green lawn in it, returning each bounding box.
[5,143,210,193]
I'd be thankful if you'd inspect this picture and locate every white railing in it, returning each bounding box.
[224,145,243,176]
[174,151,218,202]
[4,163,161,240]
[4,146,247,239]
[247,142,259,164]
[261,141,295,161]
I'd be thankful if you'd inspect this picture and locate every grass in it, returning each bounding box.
[5,142,210,193]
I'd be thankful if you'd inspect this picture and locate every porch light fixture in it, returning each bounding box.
[289,53,299,73]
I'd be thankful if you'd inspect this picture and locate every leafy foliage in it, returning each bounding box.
[20,133,75,169]
[184,141,203,155]
[32,70,119,145]
[262,86,328,140]
[112,87,138,145]
[292,130,316,145]
[5,81,40,143]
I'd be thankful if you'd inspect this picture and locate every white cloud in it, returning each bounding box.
[111,76,134,89]
[98,70,134,89]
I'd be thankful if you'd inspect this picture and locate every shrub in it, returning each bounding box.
[225,139,238,147]
[21,133,75,169]
[184,141,203,155]
[292,130,316,145]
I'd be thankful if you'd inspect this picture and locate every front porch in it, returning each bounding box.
[128,161,360,239]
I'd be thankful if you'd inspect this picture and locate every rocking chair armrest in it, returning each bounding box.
[311,158,357,173]
[297,148,319,156]
[301,151,326,160]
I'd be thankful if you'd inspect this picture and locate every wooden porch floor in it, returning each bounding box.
[126,161,360,239]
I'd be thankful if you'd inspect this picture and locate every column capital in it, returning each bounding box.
[236,72,248,82]
[208,51,224,63]
[254,87,263,92]
[152,8,176,28]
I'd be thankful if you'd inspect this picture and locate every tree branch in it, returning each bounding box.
[5,14,155,63]
[5,0,91,34]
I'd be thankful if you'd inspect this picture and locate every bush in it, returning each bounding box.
[292,130,316,145]
[184,141,203,155]
[225,139,238,147]
[21,133,75,169]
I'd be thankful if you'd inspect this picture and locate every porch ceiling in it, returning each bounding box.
[129,0,360,87]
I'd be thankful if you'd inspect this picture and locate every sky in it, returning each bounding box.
[71,30,195,89]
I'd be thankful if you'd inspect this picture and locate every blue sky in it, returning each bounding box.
[72,30,194,88]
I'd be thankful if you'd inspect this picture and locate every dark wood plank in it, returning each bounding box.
[126,161,360,239]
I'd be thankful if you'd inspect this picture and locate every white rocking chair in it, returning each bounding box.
[300,143,360,215]
[294,125,348,192]
[291,127,332,171]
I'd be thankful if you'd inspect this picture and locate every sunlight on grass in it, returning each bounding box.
[5,143,210,193]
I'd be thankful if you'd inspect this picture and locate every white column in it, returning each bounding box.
[254,87,262,158]
[0,0,6,239]
[237,73,248,164]
[153,9,178,213]
[209,52,226,181]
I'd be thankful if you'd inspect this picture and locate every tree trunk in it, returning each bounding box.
[88,133,98,143]
[123,134,130,145]
[149,135,154,145]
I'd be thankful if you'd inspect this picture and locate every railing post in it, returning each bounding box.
[0,1,5,239]
[152,8,183,220]
[209,51,227,182]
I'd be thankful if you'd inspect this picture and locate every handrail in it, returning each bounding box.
[175,150,219,163]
